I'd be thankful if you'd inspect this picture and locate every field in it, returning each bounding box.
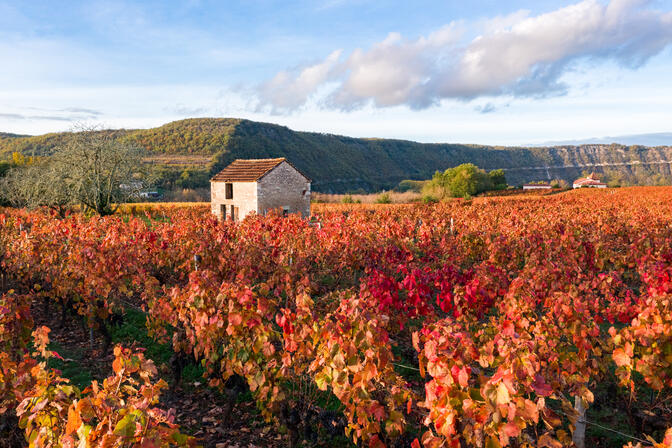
[1,187,672,447]
[311,191,423,204]
[144,155,213,168]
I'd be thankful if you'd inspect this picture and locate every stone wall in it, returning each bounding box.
[257,162,311,217]
[210,181,258,220]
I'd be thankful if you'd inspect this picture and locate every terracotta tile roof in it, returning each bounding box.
[211,158,287,182]
[574,179,607,186]
[573,172,606,186]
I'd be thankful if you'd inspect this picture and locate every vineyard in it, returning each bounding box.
[1,187,672,447]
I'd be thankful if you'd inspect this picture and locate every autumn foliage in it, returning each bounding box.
[1,187,672,446]
[0,303,195,447]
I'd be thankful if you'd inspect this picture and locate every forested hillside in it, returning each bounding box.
[2,118,672,192]
[0,132,29,139]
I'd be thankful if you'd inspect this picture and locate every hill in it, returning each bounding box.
[0,132,28,138]
[532,132,672,147]
[2,118,672,192]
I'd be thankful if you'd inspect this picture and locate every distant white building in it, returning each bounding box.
[522,183,552,190]
[119,182,159,200]
[138,191,160,199]
[573,172,607,189]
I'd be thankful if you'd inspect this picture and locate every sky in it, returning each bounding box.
[1,0,672,145]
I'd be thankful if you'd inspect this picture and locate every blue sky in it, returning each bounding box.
[1,0,671,144]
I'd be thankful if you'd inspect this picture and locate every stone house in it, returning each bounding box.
[210,158,311,221]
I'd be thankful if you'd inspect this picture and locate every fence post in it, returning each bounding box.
[573,396,586,448]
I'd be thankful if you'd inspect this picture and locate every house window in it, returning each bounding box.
[225,183,233,199]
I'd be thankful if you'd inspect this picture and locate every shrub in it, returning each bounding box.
[395,180,427,193]
[375,192,391,204]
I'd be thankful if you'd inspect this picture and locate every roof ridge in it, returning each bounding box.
[232,157,285,161]
[211,157,293,182]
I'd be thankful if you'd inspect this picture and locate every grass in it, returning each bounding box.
[46,340,94,389]
[46,306,206,391]
[108,308,173,366]
[108,308,206,385]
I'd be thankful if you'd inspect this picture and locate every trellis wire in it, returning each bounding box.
[391,362,654,446]
[554,408,653,446]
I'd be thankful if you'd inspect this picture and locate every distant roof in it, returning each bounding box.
[573,172,606,186]
[211,158,311,182]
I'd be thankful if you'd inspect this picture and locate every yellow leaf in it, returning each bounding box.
[496,382,510,405]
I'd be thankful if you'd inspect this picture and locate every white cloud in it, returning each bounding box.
[256,50,343,113]
[327,24,464,110]
[256,0,672,111]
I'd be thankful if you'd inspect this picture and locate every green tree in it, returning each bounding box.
[424,163,494,199]
[175,168,210,189]
[488,169,507,189]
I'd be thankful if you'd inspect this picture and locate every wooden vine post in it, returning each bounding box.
[573,396,587,448]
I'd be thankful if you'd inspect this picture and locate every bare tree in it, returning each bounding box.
[53,124,147,215]
[0,124,147,216]
[0,162,74,216]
